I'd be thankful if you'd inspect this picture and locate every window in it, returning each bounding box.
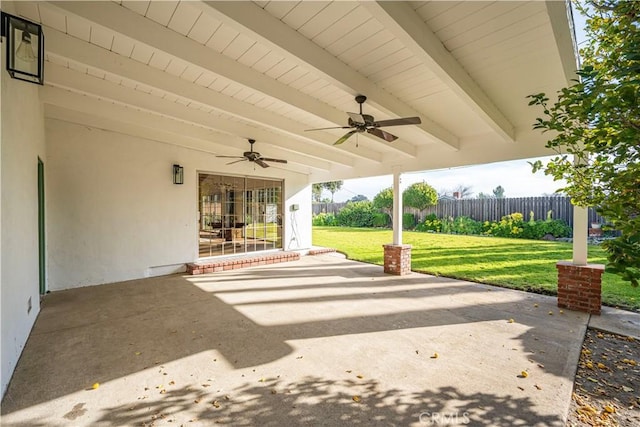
[198,173,283,257]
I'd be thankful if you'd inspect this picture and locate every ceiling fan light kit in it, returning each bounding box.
[305,95,422,145]
[216,139,288,168]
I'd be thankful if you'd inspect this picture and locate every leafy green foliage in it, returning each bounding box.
[414,212,572,240]
[403,181,438,213]
[527,1,640,286]
[373,187,394,221]
[416,213,442,232]
[349,194,369,202]
[403,213,416,230]
[312,213,337,226]
[322,181,343,203]
[492,185,505,199]
[372,212,390,228]
[336,201,376,227]
[312,183,323,203]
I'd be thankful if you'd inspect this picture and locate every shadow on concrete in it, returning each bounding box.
[1,259,584,423]
[94,378,563,427]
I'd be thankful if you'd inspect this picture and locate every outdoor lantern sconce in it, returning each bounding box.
[1,12,44,85]
[173,164,184,185]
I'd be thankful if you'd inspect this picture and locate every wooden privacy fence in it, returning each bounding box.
[313,197,605,227]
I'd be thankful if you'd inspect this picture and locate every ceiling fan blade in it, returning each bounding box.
[226,159,247,165]
[305,126,351,131]
[261,158,288,164]
[217,155,245,159]
[367,127,398,142]
[334,130,358,145]
[373,117,422,127]
[254,159,269,168]
[347,112,366,125]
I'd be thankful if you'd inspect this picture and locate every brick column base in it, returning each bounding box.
[383,244,412,275]
[556,261,605,314]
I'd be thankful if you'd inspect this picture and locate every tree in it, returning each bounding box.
[403,181,438,218]
[528,1,639,286]
[322,181,343,203]
[349,194,368,202]
[312,183,324,203]
[477,192,492,199]
[492,185,505,199]
[373,187,394,222]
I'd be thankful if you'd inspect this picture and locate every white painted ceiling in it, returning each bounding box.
[13,1,577,180]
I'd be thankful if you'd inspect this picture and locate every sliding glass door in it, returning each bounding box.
[198,173,283,257]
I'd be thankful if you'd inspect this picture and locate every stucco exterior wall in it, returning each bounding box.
[1,7,47,395]
[45,119,312,291]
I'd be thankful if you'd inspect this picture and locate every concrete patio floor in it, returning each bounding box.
[1,253,592,426]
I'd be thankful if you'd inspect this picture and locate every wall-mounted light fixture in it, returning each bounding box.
[1,12,44,85]
[173,164,184,185]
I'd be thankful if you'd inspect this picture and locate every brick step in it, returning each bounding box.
[187,251,300,275]
[308,248,337,255]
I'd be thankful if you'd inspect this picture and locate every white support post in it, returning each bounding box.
[572,154,588,266]
[392,172,402,245]
[573,205,588,265]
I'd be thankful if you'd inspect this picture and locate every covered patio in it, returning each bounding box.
[2,254,589,426]
[2,0,587,409]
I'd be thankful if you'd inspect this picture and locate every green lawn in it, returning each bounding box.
[313,227,639,311]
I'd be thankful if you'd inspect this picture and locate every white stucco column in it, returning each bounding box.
[392,171,402,245]
[572,205,588,265]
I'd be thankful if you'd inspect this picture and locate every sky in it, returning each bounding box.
[330,156,566,202]
[327,5,588,203]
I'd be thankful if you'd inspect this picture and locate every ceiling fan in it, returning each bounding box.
[306,95,422,145]
[216,139,287,168]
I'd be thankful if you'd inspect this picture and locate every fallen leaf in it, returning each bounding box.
[548,311,553,315]
[534,384,542,390]
[135,352,141,356]
[352,396,361,403]
[508,319,514,323]
[212,400,220,408]
[92,383,100,390]
[534,303,539,308]
[537,363,545,369]
[431,352,439,359]
[194,399,201,404]
[345,370,352,373]
[159,390,166,394]
[603,405,615,413]
[597,333,604,339]
[517,386,524,391]
[224,395,230,400]
[169,381,175,385]
[259,378,266,383]
[586,362,594,369]
[356,375,364,379]
[621,385,633,392]
[520,371,529,378]
[271,389,277,394]
[597,362,606,369]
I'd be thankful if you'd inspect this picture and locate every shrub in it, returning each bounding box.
[416,213,442,232]
[486,213,525,238]
[372,212,390,228]
[450,216,483,235]
[403,213,416,230]
[312,212,337,226]
[336,201,376,227]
